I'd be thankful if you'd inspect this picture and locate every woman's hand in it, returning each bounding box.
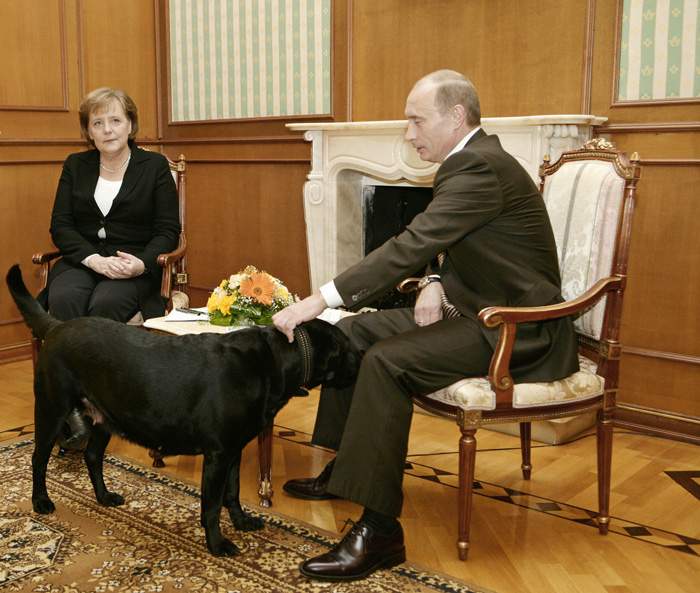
[87,252,145,279]
[414,281,444,327]
[115,251,145,278]
[272,293,327,342]
[87,255,127,278]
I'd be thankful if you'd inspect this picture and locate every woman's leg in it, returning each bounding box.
[88,276,154,322]
[47,267,98,321]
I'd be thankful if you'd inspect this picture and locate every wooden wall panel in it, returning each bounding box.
[172,160,311,306]
[0,1,66,109]
[0,163,62,359]
[351,0,588,121]
[620,356,700,418]
[80,0,159,139]
[621,166,700,356]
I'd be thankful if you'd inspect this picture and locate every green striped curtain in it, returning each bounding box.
[618,0,700,101]
[170,0,331,121]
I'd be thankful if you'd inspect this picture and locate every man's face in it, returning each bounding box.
[404,83,457,163]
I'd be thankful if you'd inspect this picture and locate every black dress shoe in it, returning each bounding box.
[283,459,339,501]
[299,520,406,581]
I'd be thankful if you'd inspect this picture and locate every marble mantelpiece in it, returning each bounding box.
[287,115,607,293]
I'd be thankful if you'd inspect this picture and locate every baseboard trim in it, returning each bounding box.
[0,342,32,364]
[615,405,700,444]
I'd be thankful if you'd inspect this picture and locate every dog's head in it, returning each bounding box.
[298,319,360,390]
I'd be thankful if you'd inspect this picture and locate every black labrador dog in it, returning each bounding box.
[6,264,359,556]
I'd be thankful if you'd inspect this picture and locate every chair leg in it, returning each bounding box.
[31,336,41,370]
[149,449,166,468]
[257,424,273,508]
[519,422,532,480]
[457,426,477,560]
[596,408,613,534]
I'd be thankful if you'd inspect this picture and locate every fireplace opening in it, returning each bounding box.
[362,184,433,310]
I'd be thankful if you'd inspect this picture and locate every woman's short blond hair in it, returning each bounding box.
[79,87,139,148]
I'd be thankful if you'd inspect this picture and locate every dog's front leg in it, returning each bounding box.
[224,450,264,531]
[201,451,239,556]
[84,425,124,507]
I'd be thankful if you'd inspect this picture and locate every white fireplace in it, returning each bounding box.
[287,115,607,293]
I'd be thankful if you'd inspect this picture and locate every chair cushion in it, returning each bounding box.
[423,355,604,411]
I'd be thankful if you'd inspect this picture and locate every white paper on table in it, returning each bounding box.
[162,307,209,322]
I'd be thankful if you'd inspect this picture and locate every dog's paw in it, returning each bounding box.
[98,491,125,507]
[209,538,240,557]
[32,496,55,514]
[231,512,264,532]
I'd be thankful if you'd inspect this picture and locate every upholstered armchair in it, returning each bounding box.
[408,139,641,560]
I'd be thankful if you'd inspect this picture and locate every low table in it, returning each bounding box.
[143,313,276,508]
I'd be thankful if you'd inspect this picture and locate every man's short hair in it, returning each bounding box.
[422,70,481,126]
[79,87,139,148]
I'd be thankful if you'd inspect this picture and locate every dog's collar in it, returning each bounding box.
[293,326,313,385]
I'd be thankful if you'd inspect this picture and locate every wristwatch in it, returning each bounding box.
[417,274,441,290]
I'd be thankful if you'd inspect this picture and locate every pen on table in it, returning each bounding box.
[176,307,209,316]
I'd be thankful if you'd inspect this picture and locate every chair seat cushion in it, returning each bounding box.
[423,355,604,411]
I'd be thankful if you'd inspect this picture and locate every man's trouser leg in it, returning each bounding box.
[311,308,493,517]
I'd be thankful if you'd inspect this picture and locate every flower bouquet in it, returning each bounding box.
[206,266,296,327]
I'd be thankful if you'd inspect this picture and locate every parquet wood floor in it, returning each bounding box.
[1,358,698,593]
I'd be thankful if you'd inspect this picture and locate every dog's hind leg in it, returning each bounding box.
[224,449,264,531]
[84,424,124,507]
[201,451,240,556]
[32,374,71,514]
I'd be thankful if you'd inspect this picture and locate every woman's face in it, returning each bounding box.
[88,100,132,157]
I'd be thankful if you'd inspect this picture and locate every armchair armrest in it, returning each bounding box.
[477,275,624,404]
[32,250,61,265]
[157,235,187,300]
[31,250,62,291]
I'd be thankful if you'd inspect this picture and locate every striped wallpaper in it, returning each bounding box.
[169,0,331,121]
[617,0,700,101]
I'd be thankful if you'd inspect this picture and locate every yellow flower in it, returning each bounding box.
[274,285,290,301]
[217,293,236,315]
[207,291,237,315]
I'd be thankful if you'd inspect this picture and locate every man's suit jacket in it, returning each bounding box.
[334,130,579,383]
[45,144,181,318]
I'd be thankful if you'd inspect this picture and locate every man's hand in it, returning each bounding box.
[414,281,444,327]
[272,292,327,342]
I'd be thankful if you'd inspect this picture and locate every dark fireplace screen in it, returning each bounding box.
[362,184,433,310]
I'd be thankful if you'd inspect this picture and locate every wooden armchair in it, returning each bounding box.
[409,139,641,560]
[31,153,189,366]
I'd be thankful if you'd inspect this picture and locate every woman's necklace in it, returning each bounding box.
[100,154,131,174]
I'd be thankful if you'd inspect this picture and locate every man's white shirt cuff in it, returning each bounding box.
[319,281,344,309]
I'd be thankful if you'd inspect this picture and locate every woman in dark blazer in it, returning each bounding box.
[45,87,180,444]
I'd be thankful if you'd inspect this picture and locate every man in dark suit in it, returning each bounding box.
[273,70,579,581]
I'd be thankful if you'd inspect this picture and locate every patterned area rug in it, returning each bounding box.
[0,440,489,593]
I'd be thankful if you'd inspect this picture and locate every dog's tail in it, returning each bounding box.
[6,264,60,340]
